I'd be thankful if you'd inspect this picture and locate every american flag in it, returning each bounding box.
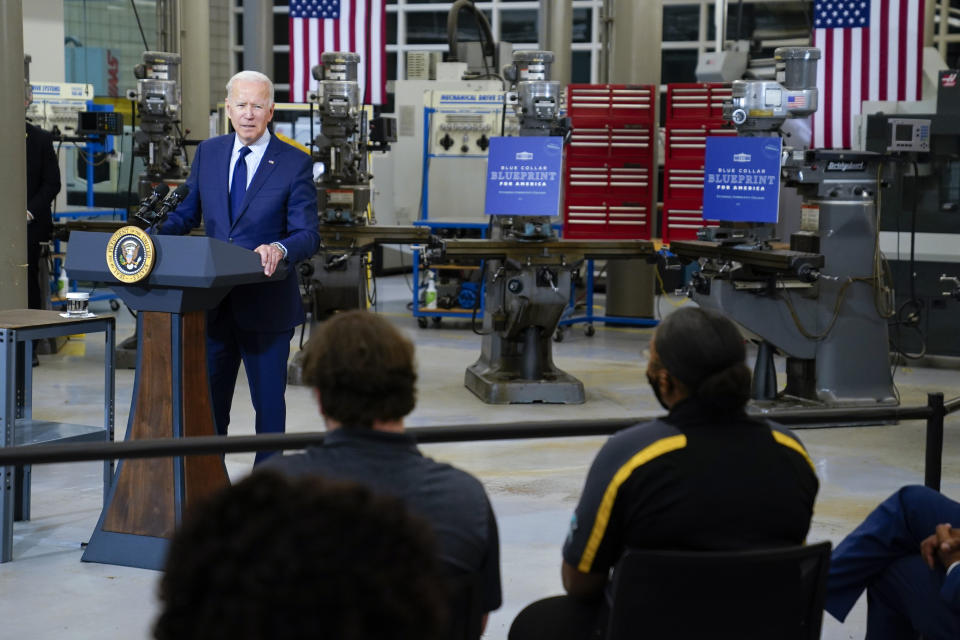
[289,0,386,105]
[812,0,925,149]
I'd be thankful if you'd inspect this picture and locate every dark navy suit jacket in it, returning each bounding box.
[161,133,320,332]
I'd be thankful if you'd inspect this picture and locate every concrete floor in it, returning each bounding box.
[1,275,958,639]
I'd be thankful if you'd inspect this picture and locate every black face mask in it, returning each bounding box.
[647,373,669,411]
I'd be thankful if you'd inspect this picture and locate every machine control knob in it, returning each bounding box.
[477,134,490,151]
[507,278,523,294]
[796,263,820,283]
[731,108,748,125]
[461,145,470,153]
[440,134,454,150]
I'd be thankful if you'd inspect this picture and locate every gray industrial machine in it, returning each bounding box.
[302,52,376,321]
[442,50,654,404]
[508,51,568,138]
[300,51,403,322]
[313,51,373,226]
[107,52,190,369]
[131,51,188,198]
[672,46,898,410]
[288,52,426,384]
[864,70,960,359]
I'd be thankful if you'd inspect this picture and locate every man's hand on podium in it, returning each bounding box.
[254,243,285,277]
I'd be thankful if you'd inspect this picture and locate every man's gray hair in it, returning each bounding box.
[226,70,275,106]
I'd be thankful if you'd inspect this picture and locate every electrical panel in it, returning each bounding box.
[427,90,511,157]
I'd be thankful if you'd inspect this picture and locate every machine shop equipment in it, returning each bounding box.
[437,233,655,404]
[508,50,569,138]
[300,51,398,324]
[288,52,426,384]
[863,70,960,359]
[131,51,188,198]
[671,46,898,410]
[313,51,384,227]
[431,50,654,404]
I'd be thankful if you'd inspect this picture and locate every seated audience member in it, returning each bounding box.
[826,484,960,640]
[154,472,447,640]
[262,310,501,628]
[509,307,819,640]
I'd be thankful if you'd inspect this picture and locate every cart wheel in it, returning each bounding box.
[554,327,565,342]
[109,300,120,311]
[432,316,442,327]
[417,317,429,329]
[584,324,596,337]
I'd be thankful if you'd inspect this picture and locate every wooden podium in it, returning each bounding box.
[66,230,280,570]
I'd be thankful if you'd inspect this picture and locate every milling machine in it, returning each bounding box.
[670,47,898,411]
[131,51,189,198]
[288,52,430,383]
[302,52,378,320]
[437,51,655,404]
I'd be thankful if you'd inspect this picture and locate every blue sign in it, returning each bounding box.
[703,136,782,223]
[484,136,564,216]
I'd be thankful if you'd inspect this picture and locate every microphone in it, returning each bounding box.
[151,184,191,227]
[132,183,170,228]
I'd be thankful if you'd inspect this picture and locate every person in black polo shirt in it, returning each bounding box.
[509,306,819,640]
[262,311,501,634]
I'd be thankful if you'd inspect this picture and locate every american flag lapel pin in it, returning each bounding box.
[268,159,275,164]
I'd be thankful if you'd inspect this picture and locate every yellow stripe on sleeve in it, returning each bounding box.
[577,434,687,573]
[772,431,816,473]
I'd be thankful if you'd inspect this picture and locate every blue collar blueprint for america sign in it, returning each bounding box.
[703,136,782,223]
[484,136,564,216]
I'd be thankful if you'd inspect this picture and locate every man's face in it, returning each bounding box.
[226,79,274,146]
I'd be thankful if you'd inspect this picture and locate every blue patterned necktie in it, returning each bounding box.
[230,146,252,222]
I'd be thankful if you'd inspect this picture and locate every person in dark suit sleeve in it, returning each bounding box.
[160,70,320,464]
[25,104,62,312]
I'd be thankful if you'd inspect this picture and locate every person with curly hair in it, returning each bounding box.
[262,310,501,636]
[154,471,447,640]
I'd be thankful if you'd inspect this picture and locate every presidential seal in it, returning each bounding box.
[106,226,156,283]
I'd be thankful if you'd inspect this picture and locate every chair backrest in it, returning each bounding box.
[443,570,485,640]
[605,541,832,640]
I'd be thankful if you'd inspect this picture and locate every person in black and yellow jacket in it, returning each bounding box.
[510,306,819,640]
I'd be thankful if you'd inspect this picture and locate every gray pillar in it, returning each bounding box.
[243,0,273,77]
[1,0,28,310]
[605,0,663,317]
[609,0,662,85]
[608,0,661,208]
[539,0,572,86]
[181,0,211,143]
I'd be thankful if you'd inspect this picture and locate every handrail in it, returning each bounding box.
[1,393,957,488]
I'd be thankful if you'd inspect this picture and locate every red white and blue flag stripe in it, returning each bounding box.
[812,0,924,149]
[289,0,386,105]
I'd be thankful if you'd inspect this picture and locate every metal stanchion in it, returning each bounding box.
[924,392,946,491]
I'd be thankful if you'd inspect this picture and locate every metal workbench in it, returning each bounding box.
[0,310,115,562]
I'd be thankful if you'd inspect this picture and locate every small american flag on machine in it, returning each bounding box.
[288,0,386,105]
[811,0,924,149]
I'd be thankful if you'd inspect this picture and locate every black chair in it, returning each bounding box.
[605,541,832,640]
[443,570,485,640]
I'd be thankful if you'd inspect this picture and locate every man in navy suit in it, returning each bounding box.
[161,70,319,464]
[826,485,960,639]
